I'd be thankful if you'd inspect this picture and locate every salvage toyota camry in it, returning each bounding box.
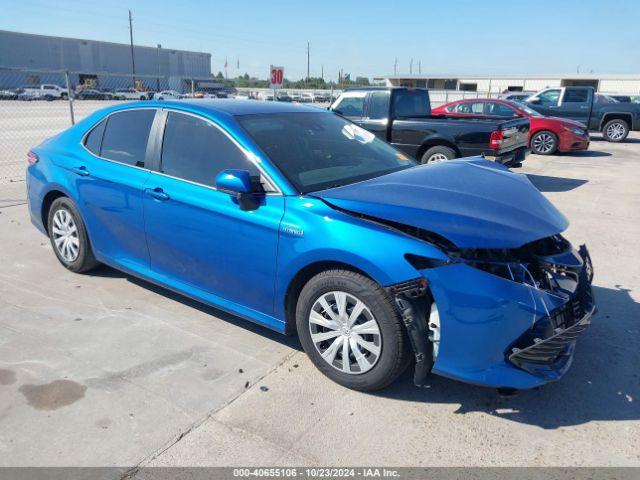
[26,100,595,391]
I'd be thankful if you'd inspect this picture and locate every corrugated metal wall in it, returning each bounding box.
[0,30,211,78]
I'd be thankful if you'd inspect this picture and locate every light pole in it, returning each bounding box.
[156,44,161,92]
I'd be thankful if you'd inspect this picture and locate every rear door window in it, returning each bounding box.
[454,102,484,114]
[392,89,430,117]
[485,102,518,116]
[100,110,156,167]
[563,88,590,103]
[366,92,390,119]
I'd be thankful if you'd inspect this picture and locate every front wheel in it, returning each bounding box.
[296,270,410,391]
[530,131,558,155]
[602,119,629,142]
[421,145,456,164]
[47,197,100,273]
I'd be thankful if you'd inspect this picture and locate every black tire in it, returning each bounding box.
[420,145,457,164]
[530,130,558,155]
[602,119,629,142]
[296,270,410,391]
[140,95,146,101]
[61,93,68,100]
[47,197,99,273]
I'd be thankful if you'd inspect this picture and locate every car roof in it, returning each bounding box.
[107,99,324,117]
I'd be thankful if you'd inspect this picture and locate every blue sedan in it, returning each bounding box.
[26,100,595,391]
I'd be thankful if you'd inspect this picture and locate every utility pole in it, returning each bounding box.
[306,41,310,82]
[394,57,397,75]
[128,10,136,89]
[410,58,413,75]
[321,64,324,81]
[419,60,421,75]
[156,44,161,91]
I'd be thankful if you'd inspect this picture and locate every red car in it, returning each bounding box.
[432,98,590,155]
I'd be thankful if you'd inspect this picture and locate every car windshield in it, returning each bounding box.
[510,101,544,117]
[237,112,417,193]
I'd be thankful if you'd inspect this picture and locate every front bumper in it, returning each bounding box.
[418,243,595,389]
[558,130,590,152]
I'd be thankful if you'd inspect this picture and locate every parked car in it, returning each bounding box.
[75,89,111,100]
[16,87,40,101]
[433,98,590,155]
[23,84,69,100]
[610,95,630,103]
[499,91,536,101]
[300,92,314,103]
[330,87,529,165]
[153,90,183,101]
[313,91,331,102]
[113,89,150,101]
[276,91,292,102]
[26,100,595,392]
[234,92,251,100]
[289,92,301,102]
[257,91,274,101]
[0,89,18,100]
[525,86,640,142]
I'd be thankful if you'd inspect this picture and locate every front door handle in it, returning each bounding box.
[71,166,90,176]
[144,187,170,201]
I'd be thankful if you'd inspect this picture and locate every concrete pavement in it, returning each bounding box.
[0,134,638,471]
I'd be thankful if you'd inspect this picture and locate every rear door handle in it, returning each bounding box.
[70,166,90,176]
[144,187,170,201]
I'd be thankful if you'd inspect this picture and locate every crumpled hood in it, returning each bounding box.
[313,158,569,249]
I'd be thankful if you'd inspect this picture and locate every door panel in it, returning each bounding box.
[557,88,592,124]
[74,157,151,270]
[143,174,284,315]
[63,109,157,271]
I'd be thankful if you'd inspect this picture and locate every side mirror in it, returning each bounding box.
[215,169,258,211]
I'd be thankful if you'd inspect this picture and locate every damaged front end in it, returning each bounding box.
[388,234,596,389]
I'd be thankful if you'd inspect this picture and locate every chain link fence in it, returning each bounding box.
[0,66,504,203]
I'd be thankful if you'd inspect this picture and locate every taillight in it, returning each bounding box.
[489,131,503,149]
[27,151,39,165]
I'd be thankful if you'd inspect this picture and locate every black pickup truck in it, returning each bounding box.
[525,86,640,142]
[329,87,529,165]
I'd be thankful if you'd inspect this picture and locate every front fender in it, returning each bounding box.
[273,196,448,320]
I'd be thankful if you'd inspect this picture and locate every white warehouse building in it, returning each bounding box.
[376,74,640,95]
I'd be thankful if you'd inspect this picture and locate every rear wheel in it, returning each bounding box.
[47,197,99,273]
[602,119,629,142]
[421,145,457,164]
[296,270,409,391]
[530,131,558,155]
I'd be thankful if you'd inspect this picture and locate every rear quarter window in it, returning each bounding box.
[84,119,107,155]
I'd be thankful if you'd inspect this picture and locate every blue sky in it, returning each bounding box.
[1,0,639,80]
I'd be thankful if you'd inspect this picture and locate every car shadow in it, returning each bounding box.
[526,174,588,192]
[375,284,640,429]
[561,150,611,157]
[590,135,640,144]
[88,264,302,350]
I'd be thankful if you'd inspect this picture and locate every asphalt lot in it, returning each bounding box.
[0,132,638,471]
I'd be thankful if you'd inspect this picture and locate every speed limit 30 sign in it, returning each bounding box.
[270,66,284,89]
